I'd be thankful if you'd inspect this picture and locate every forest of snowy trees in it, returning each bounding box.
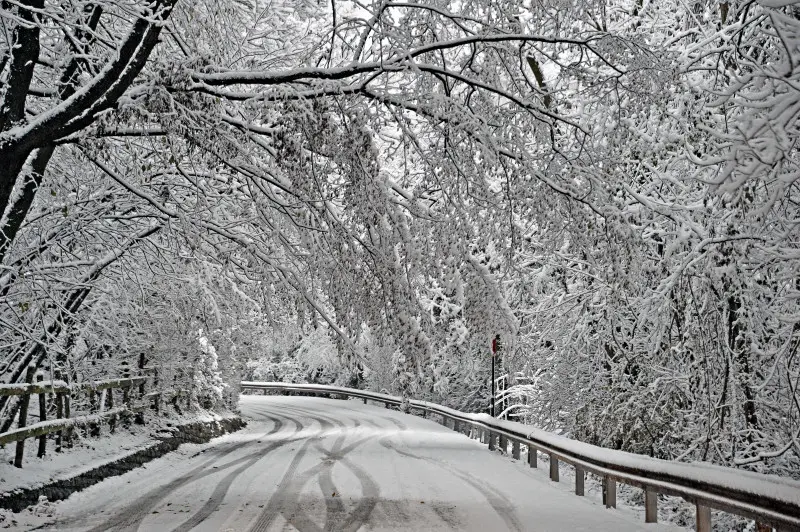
[0,0,798,482]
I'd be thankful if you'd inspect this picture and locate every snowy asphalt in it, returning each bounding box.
[25,395,685,531]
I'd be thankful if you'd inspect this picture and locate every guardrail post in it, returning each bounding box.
[488,431,497,450]
[603,476,616,508]
[645,487,657,523]
[499,434,508,454]
[549,453,559,482]
[528,444,537,468]
[36,373,47,458]
[362,397,367,404]
[575,466,585,496]
[14,366,36,468]
[512,440,520,460]
[696,503,711,532]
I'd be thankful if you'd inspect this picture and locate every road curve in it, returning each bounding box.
[27,396,684,531]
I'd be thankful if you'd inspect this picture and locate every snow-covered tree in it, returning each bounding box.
[0,0,798,481]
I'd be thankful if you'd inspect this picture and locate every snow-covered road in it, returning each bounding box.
[24,396,685,531]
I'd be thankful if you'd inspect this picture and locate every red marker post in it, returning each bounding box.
[491,335,500,417]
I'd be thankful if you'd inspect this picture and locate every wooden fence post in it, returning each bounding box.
[153,366,161,416]
[54,370,64,453]
[89,390,99,437]
[499,434,508,454]
[107,386,116,434]
[36,373,47,458]
[14,366,36,468]
[55,391,64,452]
[121,363,131,427]
[136,354,146,424]
[512,440,520,460]
[186,367,193,410]
[122,386,131,427]
[64,386,72,448]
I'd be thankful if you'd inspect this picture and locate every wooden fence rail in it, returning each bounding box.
[0,407,138,446]
[241,381,800,532]
[0,362,168,468]
[0,376,148,397]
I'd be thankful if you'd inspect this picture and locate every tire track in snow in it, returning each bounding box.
[248,431,322,532]
[246,407,344,532]
[290,414,380,532]
[36,413,287,532]
[247,406,381,532]
[379,435,523,531]
[168,440,289,532]
[307,399,410,432]
[167,406,332,532]
[280,401,413,531]
[84,410,303,532]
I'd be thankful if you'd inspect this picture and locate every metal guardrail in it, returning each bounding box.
[241,381,800,532]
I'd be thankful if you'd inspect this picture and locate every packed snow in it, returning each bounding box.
[7,396,687,531]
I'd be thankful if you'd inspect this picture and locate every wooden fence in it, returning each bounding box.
[241,381,800,532]
[0,358,187,468]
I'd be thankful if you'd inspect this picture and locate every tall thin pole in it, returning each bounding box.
[491,336,496,417]
[491,352,495,417]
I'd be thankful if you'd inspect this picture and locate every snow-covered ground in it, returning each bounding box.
[8,396,687,531]
[0,409,236,496]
